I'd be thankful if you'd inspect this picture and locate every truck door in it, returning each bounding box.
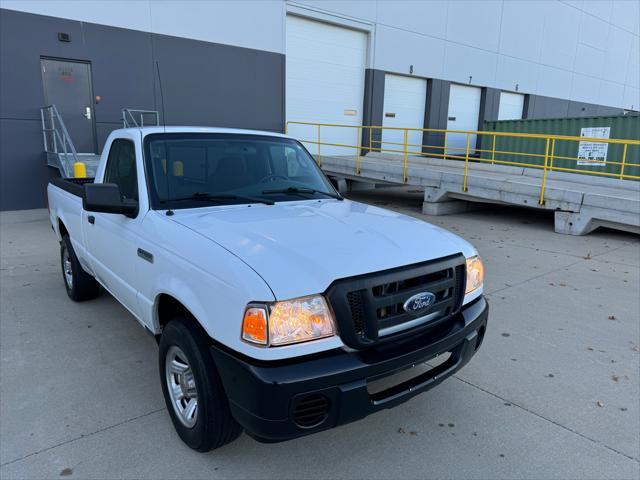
[84,139,141,317]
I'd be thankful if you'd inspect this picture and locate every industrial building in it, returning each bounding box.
[1,0,638,210]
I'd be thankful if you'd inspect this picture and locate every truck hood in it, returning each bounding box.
[170,199,476,299]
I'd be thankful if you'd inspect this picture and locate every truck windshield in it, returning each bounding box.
[143,133,340,209]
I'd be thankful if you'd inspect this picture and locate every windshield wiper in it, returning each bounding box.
[261,187,342,200]
[161,192,274,206]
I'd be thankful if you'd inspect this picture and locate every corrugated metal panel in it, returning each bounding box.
[480,114,640,178]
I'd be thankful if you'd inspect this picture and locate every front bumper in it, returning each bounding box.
[211,296,488,443]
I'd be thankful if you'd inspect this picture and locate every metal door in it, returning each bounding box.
[382,74,427,155]
[41,58,96,153]
[446,84,481,156]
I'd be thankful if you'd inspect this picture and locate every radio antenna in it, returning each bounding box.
[155,61,173,215]
[155,61,167,133]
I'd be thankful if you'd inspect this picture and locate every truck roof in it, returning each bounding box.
[112,126,291,138]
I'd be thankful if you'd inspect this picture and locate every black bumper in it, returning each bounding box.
[211,296,488,443]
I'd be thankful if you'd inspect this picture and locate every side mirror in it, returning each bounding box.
[83,183,138,218]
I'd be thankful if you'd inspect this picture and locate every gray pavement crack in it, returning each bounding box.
[0,408,165,468]
[486,258,585,296]
[451,375,639,463]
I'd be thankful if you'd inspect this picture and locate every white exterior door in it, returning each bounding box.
[285,15,367,157]
[498,92,525,120]
[446,84,481,156]
[381,74,427,156]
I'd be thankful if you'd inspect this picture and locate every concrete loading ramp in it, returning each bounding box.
[319,153,640,236]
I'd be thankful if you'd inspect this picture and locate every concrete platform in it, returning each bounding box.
[1,205,638,479]
[319,153,640,236]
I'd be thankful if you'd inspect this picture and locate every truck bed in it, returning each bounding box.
[50,177,95,199]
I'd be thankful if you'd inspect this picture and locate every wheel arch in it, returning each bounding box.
[57,218,69,239]
[154,293,210,341]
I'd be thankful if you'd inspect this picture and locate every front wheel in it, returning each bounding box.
[159,317,242,451]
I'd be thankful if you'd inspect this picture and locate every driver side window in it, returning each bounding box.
[104,139,138,201]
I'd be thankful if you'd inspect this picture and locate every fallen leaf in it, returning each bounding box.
[596,400,604,407]
[608,315,616,320]
[397,427,405,434]
[409,431,417,436]
[60,468,73,477]
[612,375,620,382]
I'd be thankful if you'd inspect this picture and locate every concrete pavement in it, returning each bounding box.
[1,193,638,479]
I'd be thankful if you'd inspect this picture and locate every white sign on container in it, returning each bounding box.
[577,127,610,166]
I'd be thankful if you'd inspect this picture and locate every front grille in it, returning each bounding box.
[326,254,466,349]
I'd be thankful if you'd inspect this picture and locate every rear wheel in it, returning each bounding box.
[159,317,242,451]
[60,235,100,301]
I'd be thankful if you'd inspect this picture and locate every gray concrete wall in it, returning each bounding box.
[422,79,451,157]
[0,8,284,211]
[361,69,385,155]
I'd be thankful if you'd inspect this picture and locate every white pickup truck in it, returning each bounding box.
[47,126,488,451]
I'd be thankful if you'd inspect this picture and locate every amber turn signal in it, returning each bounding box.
[241,307,268,345]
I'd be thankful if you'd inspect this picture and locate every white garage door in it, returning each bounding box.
[286,15,367,157]
[446,84,481,156]
[498,92,525,120]
[381,74,427,155]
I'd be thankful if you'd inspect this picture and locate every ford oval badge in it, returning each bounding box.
[403,292,436,315]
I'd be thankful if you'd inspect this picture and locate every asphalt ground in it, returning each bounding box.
[1,190,638,479]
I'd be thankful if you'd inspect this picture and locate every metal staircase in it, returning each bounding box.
[41,106,159,178]
[40,105,100,178]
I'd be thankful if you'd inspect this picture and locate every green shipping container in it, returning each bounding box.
[480,114,640,179]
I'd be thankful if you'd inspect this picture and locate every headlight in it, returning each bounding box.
[242,295,336,347]
[465,255,484,295]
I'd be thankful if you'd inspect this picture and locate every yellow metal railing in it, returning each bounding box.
[285,121,640,205]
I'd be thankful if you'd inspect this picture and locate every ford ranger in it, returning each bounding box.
[47,126,488,451]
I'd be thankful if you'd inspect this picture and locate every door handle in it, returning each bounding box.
[84,106,92,120]
[88,215,95,224]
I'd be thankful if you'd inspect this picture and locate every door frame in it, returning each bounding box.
[40,56,98,154]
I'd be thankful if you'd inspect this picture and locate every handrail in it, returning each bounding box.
[40,104,79,176]
[287,120,640,145]
[286,120,640,205]
[122,109,160,128]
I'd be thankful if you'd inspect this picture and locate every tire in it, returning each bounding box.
[60,235,100,302]
[159,316,242,452]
